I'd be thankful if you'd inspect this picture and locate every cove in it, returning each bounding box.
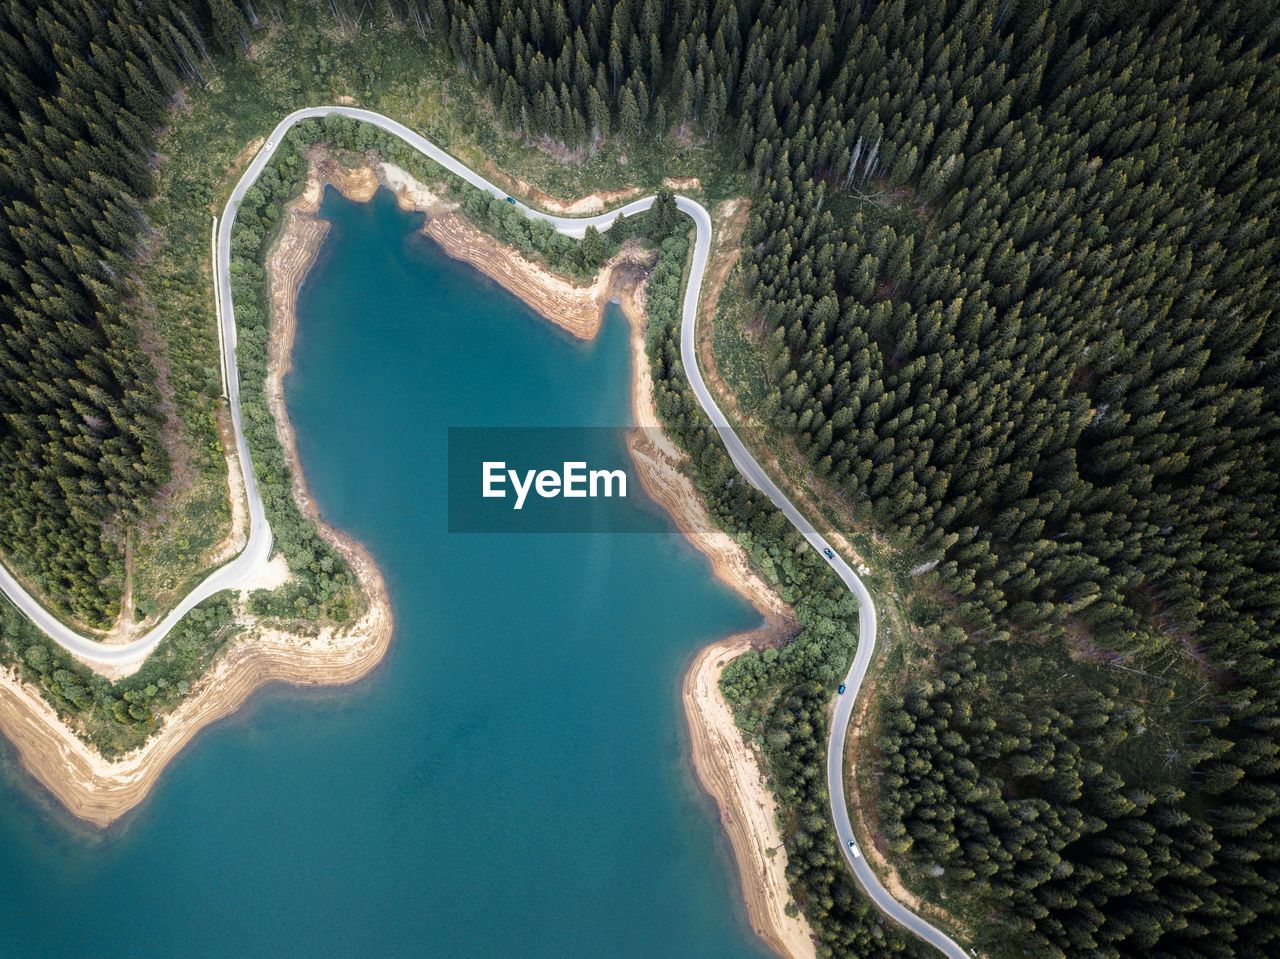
[0,186,770,959]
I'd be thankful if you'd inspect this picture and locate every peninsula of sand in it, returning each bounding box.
[0,146,815,959]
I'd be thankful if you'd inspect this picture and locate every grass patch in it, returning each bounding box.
[709,266,771,416]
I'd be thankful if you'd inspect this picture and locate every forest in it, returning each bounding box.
[0,0,210,625]
[1,0,1277,956]
[428,1,1280,954]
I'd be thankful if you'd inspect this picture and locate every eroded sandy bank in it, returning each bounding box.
[0,575,388,827]
[618,233,816,959]
[685,639,816,959]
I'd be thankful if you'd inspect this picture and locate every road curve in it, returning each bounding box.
[0,106,965,956]
[672,202,968,959]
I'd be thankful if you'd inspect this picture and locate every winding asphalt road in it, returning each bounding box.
[0,107,966,957]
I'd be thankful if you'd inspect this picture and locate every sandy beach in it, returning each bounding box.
[685,639,816,959]
[0,146,817,958]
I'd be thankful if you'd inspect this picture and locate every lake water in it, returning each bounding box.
[0,188,770,959]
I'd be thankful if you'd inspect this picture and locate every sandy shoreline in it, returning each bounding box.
[0,146,815,957]
[685,639,816,959]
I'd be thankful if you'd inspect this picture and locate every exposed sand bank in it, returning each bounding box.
[0,572,388,827]
[629,382,814,959]
[686,640,817,959]
[616,219,816,959]
[423,209,654,339]
[0,513,389,828]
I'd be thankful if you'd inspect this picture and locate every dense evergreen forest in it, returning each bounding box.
[360,3,1280,954]
[1,0,188,623]
[2,0,1277,955]
[0,0,267,625]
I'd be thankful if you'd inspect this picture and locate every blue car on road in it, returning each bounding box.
[505,196,517,204]
[838,683,847,694]
[823,547,835,559]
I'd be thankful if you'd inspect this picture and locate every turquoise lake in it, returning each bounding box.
[0,188,772,958]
